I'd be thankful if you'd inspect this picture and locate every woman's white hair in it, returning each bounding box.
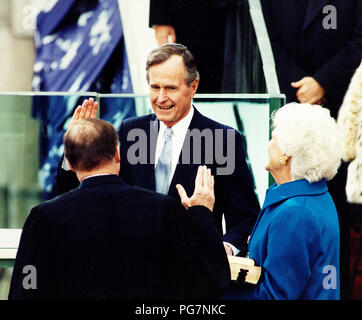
[272,103,342,183]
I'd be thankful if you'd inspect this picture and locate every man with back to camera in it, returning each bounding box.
[56,43,260,258]
[9,118,230,299]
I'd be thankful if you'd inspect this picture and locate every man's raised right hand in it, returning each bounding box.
[176,165,215,212]
[68,97,99,131]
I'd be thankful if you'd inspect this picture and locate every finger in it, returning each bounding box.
[305,95,321,105]
[72,105,82,120]
[296,88,309,102]
[194,166,203,191]
[176,184,190,209]
[206,169,214,200]
[176,184,187,198]
[207,168,213,190]
[84,98,95,118]
[298,89,318,104]
[90,101,99,118]
[203,167,211,190]
[202,166,208,189]
[291,80,303,88]
[79,99,89,119]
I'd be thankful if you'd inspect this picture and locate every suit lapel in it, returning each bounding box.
[302,0,330,31]
[168,108,202,198]
[144,115,159,191]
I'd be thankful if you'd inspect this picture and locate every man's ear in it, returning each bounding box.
[66,158,76,173]
[190,78,199,97]
[115,146,121,163]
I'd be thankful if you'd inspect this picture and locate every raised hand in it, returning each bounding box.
[68,97,99,131]
[176,165,215,212]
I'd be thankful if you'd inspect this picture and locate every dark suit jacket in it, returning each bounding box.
[56,108,260,256]
[261,0,362,118]
[9,175,230,300]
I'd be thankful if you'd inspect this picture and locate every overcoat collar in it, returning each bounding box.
[79,174,129,191]
[249,179,328,243]
[262,179,328,210]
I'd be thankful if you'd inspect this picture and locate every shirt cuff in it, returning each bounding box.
[223,241,240,256]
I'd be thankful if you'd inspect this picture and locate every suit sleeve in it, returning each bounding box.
[221,130,260,256]
[312,1,362,94]
[149,0,174,27]
[54,155,79,195]
[8,207,58,300]
[260,0,307,101]
[161,197,230,299]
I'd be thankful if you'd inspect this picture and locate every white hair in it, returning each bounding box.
[272,103,342,183]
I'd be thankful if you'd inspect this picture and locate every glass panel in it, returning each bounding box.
[0,92,284,230]
[0,92,97,231]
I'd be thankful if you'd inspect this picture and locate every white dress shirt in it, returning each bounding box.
[154,105,194,185]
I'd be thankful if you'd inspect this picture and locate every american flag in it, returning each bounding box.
[32,0,136,199]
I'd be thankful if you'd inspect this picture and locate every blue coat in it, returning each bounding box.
[229,179,340,300]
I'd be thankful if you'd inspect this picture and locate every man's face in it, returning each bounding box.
[148,55,199,127]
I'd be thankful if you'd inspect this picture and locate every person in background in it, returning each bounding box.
[338,61,362,205]
[261,0,362,118]
[9,118,230,300]
[337,61,362,294]
[225,103,341,299]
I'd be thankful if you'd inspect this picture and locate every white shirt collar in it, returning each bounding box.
[158,105,194,138]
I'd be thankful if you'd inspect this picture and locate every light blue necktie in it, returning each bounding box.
[155,127,173,194]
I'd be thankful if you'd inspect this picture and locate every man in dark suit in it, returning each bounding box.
[261,0,362,118]
[9,118,230,300]
[56,43,260,258]
[261,0,362,299]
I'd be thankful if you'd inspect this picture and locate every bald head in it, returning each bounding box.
[64,119,119,172]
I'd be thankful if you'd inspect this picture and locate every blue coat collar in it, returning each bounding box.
[262,179,328,210]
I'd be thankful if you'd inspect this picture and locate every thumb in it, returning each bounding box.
[176,184,187,200]
[291,79,304,88]
[176,184,190,209]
